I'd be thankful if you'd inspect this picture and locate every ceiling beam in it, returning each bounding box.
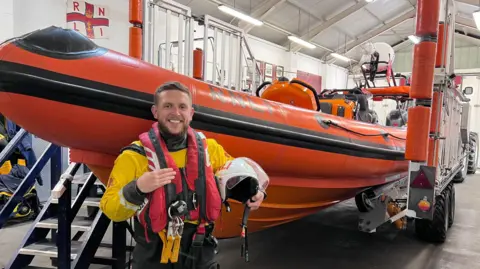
[288,1,369,53]
[323,9,415,62]
[455,0,480,6]
[238,0,287,33]
[456,14,478,29]
[392,38,413,52]
[455,31,480,46]
[282,0,356,42]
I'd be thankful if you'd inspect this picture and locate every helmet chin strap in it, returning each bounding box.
[240,204,251,262]
[240,197,255,263]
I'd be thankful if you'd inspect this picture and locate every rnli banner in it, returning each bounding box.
[66,0,110,39]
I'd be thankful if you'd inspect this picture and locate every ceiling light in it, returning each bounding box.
[331,53,351,62]
[218,5,263,26]
[288,36,316,49]
[408,35,420,44]
[473,10,480,30]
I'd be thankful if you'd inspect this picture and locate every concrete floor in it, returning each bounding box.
[1,173,480,269]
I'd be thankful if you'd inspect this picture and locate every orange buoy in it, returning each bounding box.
[435,22,448,68]
[409,42,437,99]
[415,0,440,36]
[193,48,204,80]
[129,27,142,59]
[405,106,431,162]
[129,0,142,24]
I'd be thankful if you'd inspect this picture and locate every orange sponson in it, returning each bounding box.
[405,106,431,162]
[415,0,440,36]
[409,42,437,99]
[193,48,203,80]
[435,22,448,68]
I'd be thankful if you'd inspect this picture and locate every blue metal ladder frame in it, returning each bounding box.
[1,129,133,269]
[0,128,62,229]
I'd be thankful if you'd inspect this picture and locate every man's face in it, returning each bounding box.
[151,89,194,136]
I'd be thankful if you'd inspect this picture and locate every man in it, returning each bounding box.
[100,82,266,269]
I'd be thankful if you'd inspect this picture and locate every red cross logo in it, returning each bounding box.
[67,1,109,39]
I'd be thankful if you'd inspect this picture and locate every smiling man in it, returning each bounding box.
[100,81,267,269]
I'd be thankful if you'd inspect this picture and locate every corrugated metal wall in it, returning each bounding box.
[394,46,480,73]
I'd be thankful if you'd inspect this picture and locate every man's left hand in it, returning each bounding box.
[247,190,265,211]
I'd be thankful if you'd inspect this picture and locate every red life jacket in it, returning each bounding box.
[137,122,222,242]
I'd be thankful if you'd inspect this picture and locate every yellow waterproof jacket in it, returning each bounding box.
[100,138,234,223]
[0,134,10,175]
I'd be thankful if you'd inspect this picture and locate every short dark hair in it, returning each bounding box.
[154,81,192,104]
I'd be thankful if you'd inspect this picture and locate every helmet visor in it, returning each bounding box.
[226,175,250,190]
[226,176,259,203]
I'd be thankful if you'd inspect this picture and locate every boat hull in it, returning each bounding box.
[0,27,409,238]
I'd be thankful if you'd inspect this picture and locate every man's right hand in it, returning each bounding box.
[136,168,176,193]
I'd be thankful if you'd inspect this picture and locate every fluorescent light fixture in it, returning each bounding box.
[408,35,420,44]
[330,52,351,62]
[473,10,480,30]
[218,5,263,26]
[288,35,316,49]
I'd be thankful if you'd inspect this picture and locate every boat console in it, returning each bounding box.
[256,78,379,124]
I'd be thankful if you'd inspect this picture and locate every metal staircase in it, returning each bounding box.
[1,135,133,269]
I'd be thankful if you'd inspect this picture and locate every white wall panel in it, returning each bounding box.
[13,0,129,55]
[394,46,480,72]
[0,0,14,43]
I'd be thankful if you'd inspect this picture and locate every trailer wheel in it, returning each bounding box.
[355,190,375,212]
[414,185,450,243]
[467,132,478,174]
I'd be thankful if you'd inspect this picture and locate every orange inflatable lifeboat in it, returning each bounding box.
[0,27,409,238]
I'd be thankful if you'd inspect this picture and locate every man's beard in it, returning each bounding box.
[158,120,188,150]
[158,120,188,138]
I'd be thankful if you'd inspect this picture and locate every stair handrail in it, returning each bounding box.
[0,133,63,229]
[0,128,28,167]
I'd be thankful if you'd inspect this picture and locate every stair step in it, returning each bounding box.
[72,173,103,186]
[19,239,81,260]
[36,216,94,231]
[51,197,101,207]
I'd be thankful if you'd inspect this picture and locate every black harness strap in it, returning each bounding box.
[148,129,177,216]
[120,144,146,156]
[185,131,210,269]
[194,131,207,222]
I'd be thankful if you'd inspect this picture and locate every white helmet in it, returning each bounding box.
[215,157,270,204]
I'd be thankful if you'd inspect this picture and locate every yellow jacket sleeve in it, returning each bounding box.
[100,142,148,222]
[206,138,234,173]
